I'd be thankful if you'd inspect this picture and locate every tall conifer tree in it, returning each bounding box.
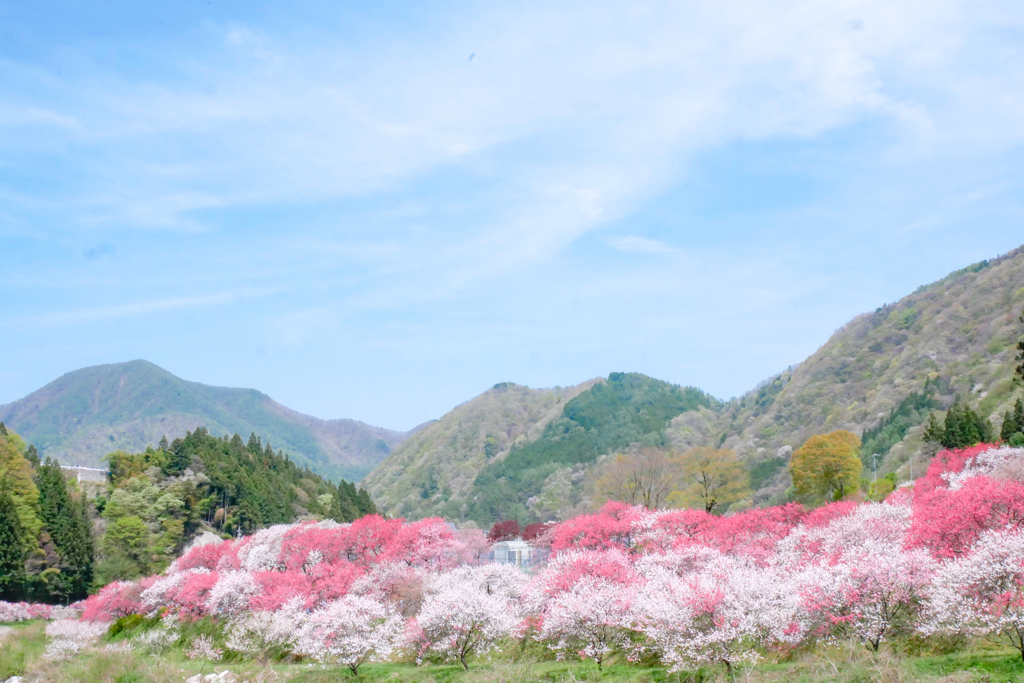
[36,459,94,600]
[0,484,26,600]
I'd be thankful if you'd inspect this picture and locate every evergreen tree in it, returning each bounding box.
[159,434,169,451]
[25,445,40,469]
[36,459,95,600]
[941,397,992,450]
[165,438,192,476]
[247,432,262,455]
[0,421,6,436]
[64,494,95,599]
[0,484,26,600]
[923,413,945,444]
[1002,398,1024,442]
[356,488,377,516]
[333,481,359,522]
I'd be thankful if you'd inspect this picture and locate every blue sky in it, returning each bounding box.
[2,0,1023,430]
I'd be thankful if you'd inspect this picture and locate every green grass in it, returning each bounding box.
[0,620,47,679]
[8,621,1024,683]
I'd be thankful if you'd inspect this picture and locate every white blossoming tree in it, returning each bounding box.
[413,566,522,669]
[923,528,1024,661]
[535,577,636,668]
[294,595,404,674]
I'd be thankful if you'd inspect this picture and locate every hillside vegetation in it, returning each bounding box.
[362,380,599,521]
[468,373,719,524]
[0,360,408,482]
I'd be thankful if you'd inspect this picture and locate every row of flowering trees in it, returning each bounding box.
[35,444,1024,673]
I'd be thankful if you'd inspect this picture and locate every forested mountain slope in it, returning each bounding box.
[699,246,1024,504]
[362,379,601,522]
[0,360,408,482]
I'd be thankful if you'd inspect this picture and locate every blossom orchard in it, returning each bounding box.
[19,444,1024,670]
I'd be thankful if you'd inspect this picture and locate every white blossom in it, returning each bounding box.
[294,595,404,674]
[44,619,108,658]
[414,567,522,669]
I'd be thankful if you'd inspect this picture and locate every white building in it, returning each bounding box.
[60,466,108,484]
[490,539,534,568]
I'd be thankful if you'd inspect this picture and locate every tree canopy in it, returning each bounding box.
[673,447,751,514]
[789,430,863,503]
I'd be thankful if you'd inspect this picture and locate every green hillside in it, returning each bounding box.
[0,360,408,482]
[362,380,599,522]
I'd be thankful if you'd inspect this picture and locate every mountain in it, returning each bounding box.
[0,360,408,482]
[690,246,1024,505]
[363,373,720,524]
[362,380,599,522]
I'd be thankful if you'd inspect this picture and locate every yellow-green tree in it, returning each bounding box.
[671,447,751,514]
[596,448,679,509]
[0,428,42,551]
[789,430,863,502]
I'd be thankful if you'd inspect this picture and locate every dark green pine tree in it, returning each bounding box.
[66,494,95,599]
[1001,398,1024,444]
[0,484,26,600]
[923,413,945,444]
[941,397,992,450]
[247,432,262,455]
[355,488,377,516]
[332,482,359,522]
[36,459,94,601]
[165,439,192,476]
[0,421,7,436]
[25,445,40,469]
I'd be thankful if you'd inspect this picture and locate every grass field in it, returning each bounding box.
[3,620,1024,683]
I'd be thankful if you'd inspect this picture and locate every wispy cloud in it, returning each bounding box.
[5,0,1018,267]
[12,288,277,328]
